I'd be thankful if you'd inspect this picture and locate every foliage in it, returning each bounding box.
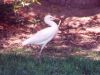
[0,0,41,24]
[13,0,41,12]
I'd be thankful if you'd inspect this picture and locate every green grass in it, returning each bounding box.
[0,53,99,75]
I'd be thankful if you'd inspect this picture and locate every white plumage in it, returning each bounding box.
[22,15,59,55]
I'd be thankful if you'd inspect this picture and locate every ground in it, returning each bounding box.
[0,2,100,59]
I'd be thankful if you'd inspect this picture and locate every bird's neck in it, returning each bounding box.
[46,21,58,28]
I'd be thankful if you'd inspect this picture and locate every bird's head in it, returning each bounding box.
[44,15,55,21]
[44,15,60,27]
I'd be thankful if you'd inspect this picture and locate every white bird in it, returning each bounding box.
[22,15,59,55]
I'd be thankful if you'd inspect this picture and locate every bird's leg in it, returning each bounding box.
[38,43,47,56]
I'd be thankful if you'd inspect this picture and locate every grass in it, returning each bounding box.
[0,53,99,75]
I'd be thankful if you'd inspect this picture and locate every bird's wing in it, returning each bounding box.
[33,27,58,44]
[22,27,58,45]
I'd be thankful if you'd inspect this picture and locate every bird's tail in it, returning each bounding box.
[22,41,27,46]
[22,40,29,46]
[22,37,34,46]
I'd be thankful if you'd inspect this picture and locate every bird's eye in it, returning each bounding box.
[50,17,52,18]
[50,17,53,19]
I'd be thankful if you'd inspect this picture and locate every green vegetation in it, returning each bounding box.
[0,53,99,75]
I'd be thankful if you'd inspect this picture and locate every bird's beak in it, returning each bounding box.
[53,17,60,20]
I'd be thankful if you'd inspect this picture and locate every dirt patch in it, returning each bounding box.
[0,2,100,57]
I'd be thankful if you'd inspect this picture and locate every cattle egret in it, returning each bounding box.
[22,15,59,55]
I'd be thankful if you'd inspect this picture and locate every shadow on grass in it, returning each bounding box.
[0,53,99,75]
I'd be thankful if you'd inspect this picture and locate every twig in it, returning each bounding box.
[58,20,61,27]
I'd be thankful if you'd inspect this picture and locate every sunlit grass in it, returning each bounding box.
[0,53,99,75]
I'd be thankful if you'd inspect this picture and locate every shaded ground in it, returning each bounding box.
[0,2,100,59]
